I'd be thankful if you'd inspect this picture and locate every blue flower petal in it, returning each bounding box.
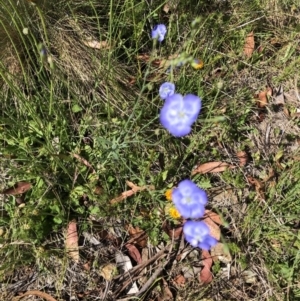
[159,93,202,137]
[151,24,167,42]
[172,180,207,218]
[159,82,175,100]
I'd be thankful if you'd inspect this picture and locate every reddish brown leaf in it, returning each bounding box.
[247,176,265,200]
[191,162,235,175]
[125,243,142,264]
[243,31,255,58]
[199,250,213,284]
[204,210,223,225]
[203,217,221,241]
[162,221,183,239]
[12,290,58,301]
[257,91,268,108]
[126,225,148,248]
[236,151,248,167]
[174,274,186,286]
[66,220,79,263]
[2,181,32,195]
[110,181,155,204]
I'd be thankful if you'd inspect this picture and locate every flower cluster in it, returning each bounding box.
[172,180,217,250]
[153,24,218,251]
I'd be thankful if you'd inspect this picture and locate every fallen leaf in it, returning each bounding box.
[83,40,110,49]
[70,152,96,174]
[162,278,174,300]
[162,221,183,239]
[247,176,265,200]
[241,270,257,284]
[191,162,235,175]
[65,221,79,263]
[203,215,221,241]
[210,243,232,263]
[100,263,117,280]
[257,90,268,108]
[110,181,155,204]
[12,290,58,301]
[243,31,255,58]
[256,86,272,108]
[163,2,170,13]
[174,274,185,287]
[126,225,148,248]
[125,243,142,264]
[2,181,32,195]
[199,250,213,284]
[236,151,248,167]
[203,210,223,225]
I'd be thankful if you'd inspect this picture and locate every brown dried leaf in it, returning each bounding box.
[83,40,110,49]
[162,221,183,239]
[2,181,32,195]
[66,221,79,263]
[125,243,142,264]
[199,250,213,284]
[174,274,186,287]
[203,217,221,241]
[243,31,255,58]
[126,225,148,248]
[110,181,154,204]
[236,151,248,167]
[100,263,117,280]
[247,176,265,200]
[210,243,232,263]
[12,290,58,301]
[204,210,223,225]
[191,162,235,175]
[257,91,268,108]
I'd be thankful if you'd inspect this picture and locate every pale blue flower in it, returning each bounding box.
[151,24,167,42]
[183,221,218,250]
[159,82,175,99]
[172,179,207,219]
[159,93,201,137]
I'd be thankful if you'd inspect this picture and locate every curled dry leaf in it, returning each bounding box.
[243,31,255,58]
[83,40,110,50]
[12,290,58,301]
[110,181,155,204]
[100,263,117,281]
[125,243,142,264]
[65,221,79,263]
[204,210,223,225]
[210,243,232,263]
[256,86,272,108]
[2,181,32,195]
[199,250,213,284]
[236,151,248,167]
[162,221,183,239]
[247,176,265,200]
[203,210,222,241]
[173,274,186,287]
[191,162,235,175]
[126,224,148,248]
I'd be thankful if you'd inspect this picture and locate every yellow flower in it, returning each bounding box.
[169,207,181,219]
[191,59,204,70]
[165,189,173,201]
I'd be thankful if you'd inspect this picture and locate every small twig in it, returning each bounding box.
[70,152,96,174]
[136,243,173,297]
[113,244,172,296]
[12,290,58,301]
